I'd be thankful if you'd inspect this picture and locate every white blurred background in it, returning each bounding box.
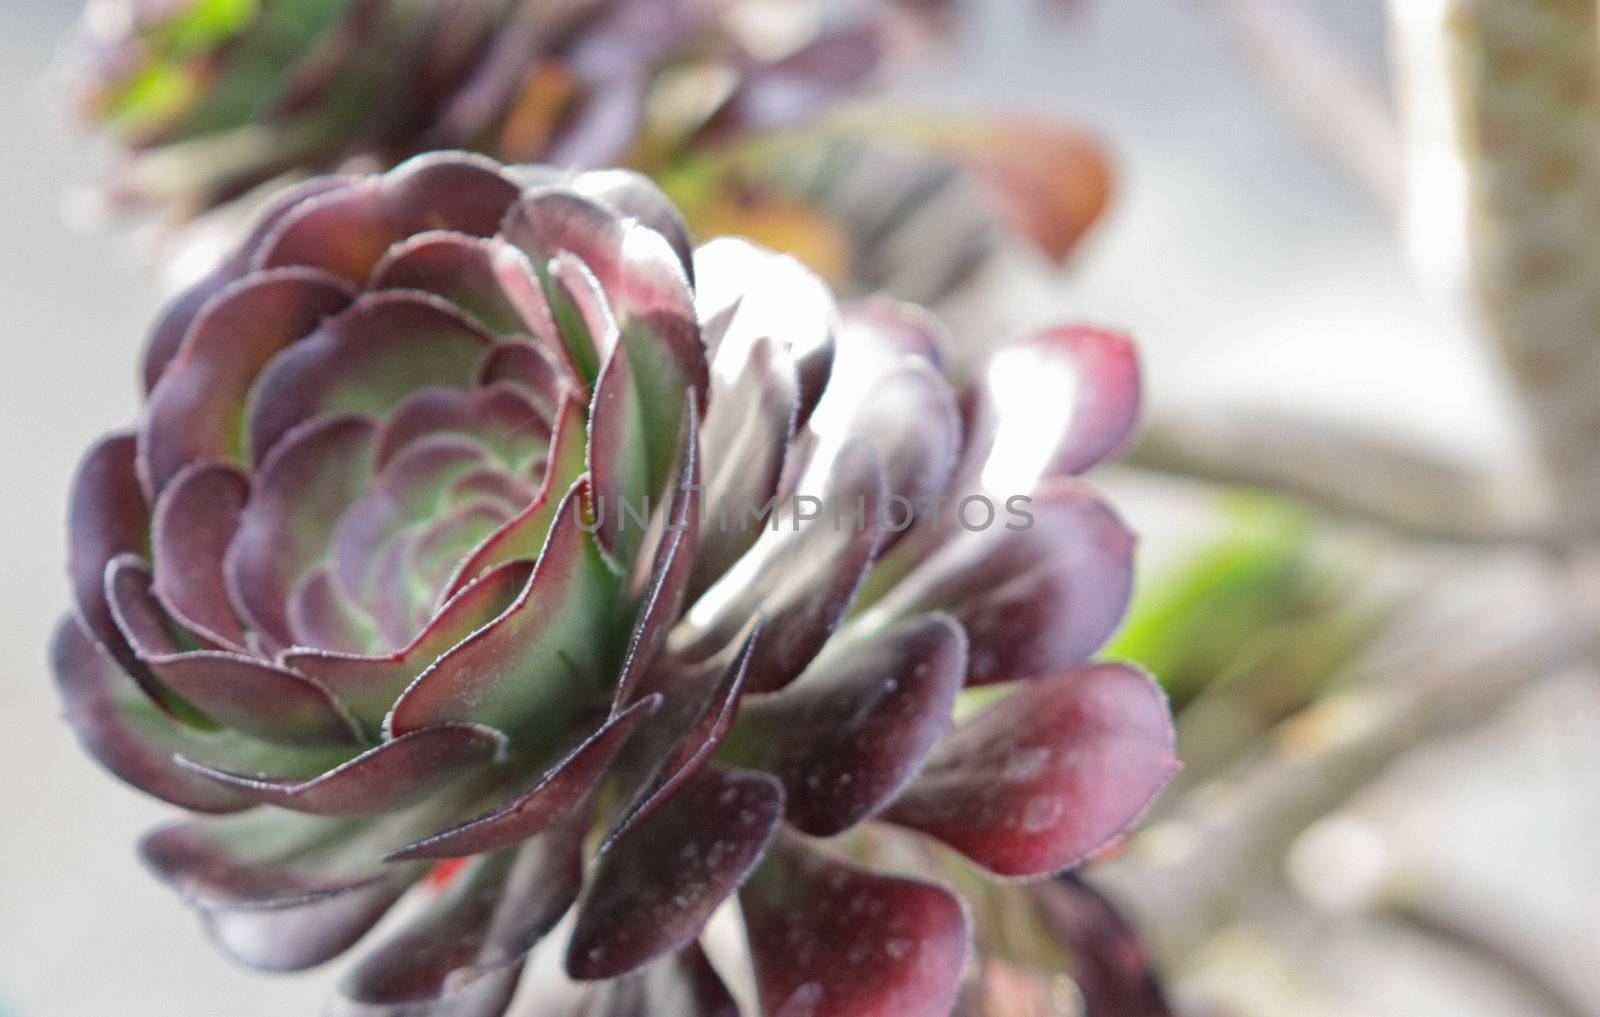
[2,1,1595,1015]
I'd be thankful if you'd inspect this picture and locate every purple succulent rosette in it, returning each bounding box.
[54,152,1175,1016]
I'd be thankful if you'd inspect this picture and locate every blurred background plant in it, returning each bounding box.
[5,0,1600,1015]
[64,0,1113,311]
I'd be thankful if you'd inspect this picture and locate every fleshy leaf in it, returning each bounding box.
[51,615,249,813]
[741,837,970,1017]
[330,434,487,615]
[385,694,657,861]
[688,335,798,600]
[603,619,758,850]
[674,442,885,694]
[478,339,567,413]
[141,175,357,392]
[175,723,507,816]
[139,268,355,495]
[140,808,438,970]
[612,401,702,708]
[150,460,251,650]
[884,663,1176,878]
[566,766,783,980]
[840,298,948,367]
[572,168,696,282]
[693,237,834,422]
[338,825,583,1014]
[441,390,587,598]
[369,231,534,336]
[287,565,379,656]
[255,154,520,283]
[1030,875,1177,1017]
[963,326,1140,494]
[860,480,1134,686]
[793,355,961,540]
[586,331,652,565]
[67,432,153,674]
[372,383,549,472]
[506,190,708,404]
[725,612,965,836]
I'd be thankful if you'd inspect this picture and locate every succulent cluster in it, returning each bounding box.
[54,153,1174,1014]
[70,0,1114,309]
[71,0,909,217]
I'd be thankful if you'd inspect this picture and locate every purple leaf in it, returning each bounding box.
[688,336,798,600]
[142,176,357,392]
[150,460,251,650]
[863,480,1134,687]
[255,154,519,283]
[66,432,152,676]
[330,434,487,615]
[51,615,249,813]
[794,356,961,546]
[369,232,536,336]
[693,238,834,424]
[141,809,429,970]
[1031,875,1176,1017]
[139,268,355,495]
[577,943,738,1017]
[339,826,584,1014]
[372,383,549,472]
[884,663,1176,878]
[741,837,969,1017]
[570,169,695,283]
[673,442,885,694]
[841,298,948,368]
[385,694,657,861]
[567,766,783,980]
[961,327,1140,495]
[402,501,519,628]
[441,390,588,598]
[176,723,506,816]
[612,401,701,708]
[727,612,965,836]
[504,190,708,403]
[479,339,569,414]
[287,565,379,656]
[602,619,757,850]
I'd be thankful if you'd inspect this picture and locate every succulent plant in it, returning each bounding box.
[53,152,1175,1015]
[69,0,1113,307]
[70,0,908,219]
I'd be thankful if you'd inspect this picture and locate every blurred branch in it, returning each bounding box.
[1089,558,1585,963]
[1204,0,1403,205]
[1124,408,1557,547]
[1386,901,1594,1017]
